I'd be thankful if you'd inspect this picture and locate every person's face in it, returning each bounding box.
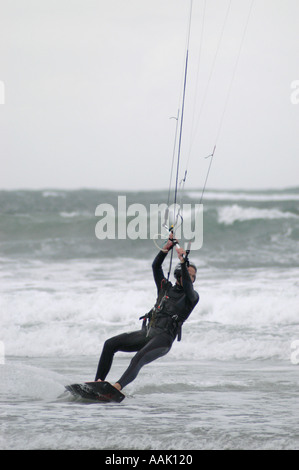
[188,266,196,283]
[178,266,196,285]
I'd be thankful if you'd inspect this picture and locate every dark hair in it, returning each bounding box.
[174,262,197,280]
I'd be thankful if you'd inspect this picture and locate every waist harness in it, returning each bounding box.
[139,279,184,341]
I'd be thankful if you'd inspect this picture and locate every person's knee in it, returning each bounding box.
[103,337,118,354]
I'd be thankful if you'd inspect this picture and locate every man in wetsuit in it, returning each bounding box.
[94,236,199,391]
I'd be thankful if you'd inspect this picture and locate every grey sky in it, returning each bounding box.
[0,0,298,191]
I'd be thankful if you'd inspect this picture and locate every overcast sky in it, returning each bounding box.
[0,0,298,191]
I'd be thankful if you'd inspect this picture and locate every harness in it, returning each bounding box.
[139,279,183,341]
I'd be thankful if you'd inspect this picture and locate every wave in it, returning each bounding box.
[1,188,298,267]
[2,259,298,361]
[42,191,67,198]
[217,204,299,225]
[187,189,299,202]
[59,211,90,218]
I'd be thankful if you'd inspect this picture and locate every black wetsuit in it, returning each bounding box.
[94,250,199,389]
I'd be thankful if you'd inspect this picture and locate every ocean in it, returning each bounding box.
[0,187,299,451]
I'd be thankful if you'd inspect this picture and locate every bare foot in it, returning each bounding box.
[113,382,122,391]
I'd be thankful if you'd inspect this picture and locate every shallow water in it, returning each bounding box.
[1,188,299,450]
[1,356,298,450]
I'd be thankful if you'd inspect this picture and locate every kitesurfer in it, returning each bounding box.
[93,235,199,391]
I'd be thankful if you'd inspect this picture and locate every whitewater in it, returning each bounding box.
[0,188,299,450]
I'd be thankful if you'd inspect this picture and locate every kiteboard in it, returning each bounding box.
[65,381,125,403]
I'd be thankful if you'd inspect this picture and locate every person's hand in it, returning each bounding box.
[162,232,179,252]
[176,245,186,263]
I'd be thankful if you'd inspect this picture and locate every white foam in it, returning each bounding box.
[42,191,66,198]
[59,211,90,218]
[1,258,298,362]
[187,191,299,202]
[0,362,65,400]
[217,204,299,225]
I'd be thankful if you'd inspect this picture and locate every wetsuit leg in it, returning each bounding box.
[94,330,148,381]
[117,332,173,389]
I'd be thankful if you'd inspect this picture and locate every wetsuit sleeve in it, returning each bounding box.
[152,250,168,293]
[181,261,199,307]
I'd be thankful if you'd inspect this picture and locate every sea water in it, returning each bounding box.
[0,188,299,450]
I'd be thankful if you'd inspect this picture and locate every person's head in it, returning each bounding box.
[174,262,197,285]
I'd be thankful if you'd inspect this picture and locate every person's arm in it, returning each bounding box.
[176,246,199,306]
[152,234,176,293]
[152,250,167,292]
[180,260,199,306]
